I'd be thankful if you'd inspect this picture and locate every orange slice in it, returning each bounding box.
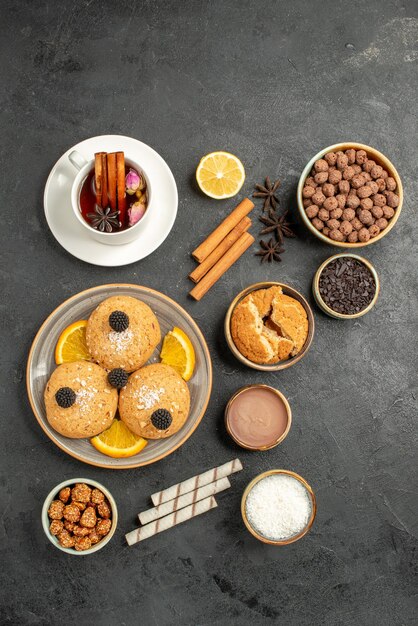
[90,420,147,458]
[55,320,91,365]
[160,327,195,381]
[196,151,245,199]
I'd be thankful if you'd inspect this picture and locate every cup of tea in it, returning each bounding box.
[68,150,152,246]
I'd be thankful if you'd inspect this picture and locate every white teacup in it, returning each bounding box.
[69,150,152,246]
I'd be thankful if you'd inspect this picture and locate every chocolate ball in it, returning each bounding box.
[368,224,381,237]
[386,192,399,208]
[314,159,329,172]
[347,231,359,243]
[345,149,356,164]
[358,227,371,242]
[356,150,368,165]
[329,229,345,242]
[330,207,343,219]
[324,152,337,166]
[302,185,315,199]
[375,217,388,230]
[372,193,386,207]
[328,169,342,185]
[314,171,328,184]
[382,206,395,219]
[342,208,355,221]
[322,183,335,197]
[318,208,330,222]
[386,177,396,191]
[358,209,374,225]
[312,190,326,206]
[312,217,324,231]
[338,180,350,194]
[340,220,353,236]
[306,205,319,219]
[360,197,373,210]
[357,185,373,199]
[351,217,363,231]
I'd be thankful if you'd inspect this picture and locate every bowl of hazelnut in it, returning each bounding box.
[42,478,117,555]
[297,143,403,247]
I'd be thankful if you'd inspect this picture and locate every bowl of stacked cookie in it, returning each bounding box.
[297,143,403,247]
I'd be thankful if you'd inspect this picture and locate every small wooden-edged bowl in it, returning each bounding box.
[224,282,314,371]
[297,142,403,248]
[313,253,380,320]
[42,478,118,555]
[225,384,292,451]
[241,469,317,545]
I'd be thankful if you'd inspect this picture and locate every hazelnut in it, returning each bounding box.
[371,164,383,179]
[368,224,381,238]
[375,178,386,192]
[360,197,373,210]
[386,177,396,191]
[356,150,368,165]
[72,501,86,512]
[327,219,341,230]
[58,488,71,504]
[96,519,112,536]
[342,166,355,180]
[346,194,360,209]
[372,193,386,207]
[49,520,64,536]
[80,507,97,528]
[340,220,353,236]
[342,208,355,221]
[73,525,90,537]
[386,192,399,208]
[371,206,383,219]
[347,231,359,243]
[71,483,92,504]
[335,194,347,209]
[338,180,350,194]
[64,520,76,532]
[97,500,112,519]
[312,217,324,231]
[57,530,75,549]
[336,154,349,170]
[330,207,343,219]
[329,229,345,242]
[322,183,335,197]
[358,209,374,225]
[318,208,330,222]
[323,196,338,211]
[351,217,363,231]
[345,149,356,164]
[328,169,342,185]
[306,205,319,219]
[357,185,373,199]
[324,152,337,166]
[89,530,101,545]
[363,159,375,173]
[382,206,395,219]
[48,500,64,520]
[314,172,328,185]
[375,217,388,230]
[314,159,329,172]
[74,536,92,552]
[63,504,81,523]
[351,174,366,189]
[312,191,326,206]
[358,227,371,242]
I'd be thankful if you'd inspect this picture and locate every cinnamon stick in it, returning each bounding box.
[107,152,117,211]
[116,152,126,225]
[94,152,104,207]
[192,198,254,263]
[189,216,251,284]
[101,153,108,209]
[189,232,254,301]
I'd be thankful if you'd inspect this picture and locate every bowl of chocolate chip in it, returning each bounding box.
[297,143,403,247]
[42,478,117,555]
[313,253,379,319]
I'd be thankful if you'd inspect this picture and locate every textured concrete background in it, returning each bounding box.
[1,1,417,624]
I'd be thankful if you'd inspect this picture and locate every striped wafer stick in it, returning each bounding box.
[126,496,217,546]
[151,458,243,506]
[139,477,230,525]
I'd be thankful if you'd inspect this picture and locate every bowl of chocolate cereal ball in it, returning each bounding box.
[42,478,117,555]
[297,143,403,247]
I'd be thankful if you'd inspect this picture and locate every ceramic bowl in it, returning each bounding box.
[27,284,212,469]
[241,470,316,546]
[313,253,380,319]
[42,478,117,555]
[224,282,314,372]
[224,384,292,451]
[297,142,403,248]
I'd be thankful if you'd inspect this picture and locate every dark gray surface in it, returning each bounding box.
[1,1,417,624]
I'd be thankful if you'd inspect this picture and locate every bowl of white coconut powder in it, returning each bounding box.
[241,470,316,545]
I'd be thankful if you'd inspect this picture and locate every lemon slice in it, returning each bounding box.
[55,320,91,365]
[196,151,245,199]
[160,327,196,381]
[90,420,148,458]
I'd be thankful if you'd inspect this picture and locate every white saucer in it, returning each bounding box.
[44,135,178,266]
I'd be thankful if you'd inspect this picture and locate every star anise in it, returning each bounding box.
[87,205,121,233]
[259,210,296,244]
[255,238,285,263]
[253,177,281,211]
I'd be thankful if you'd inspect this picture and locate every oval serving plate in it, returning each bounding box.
[27,284,212,469]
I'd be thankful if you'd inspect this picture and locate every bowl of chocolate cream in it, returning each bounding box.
[225,384,292,451]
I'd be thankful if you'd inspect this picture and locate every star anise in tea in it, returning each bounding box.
[253,177,281,211]
[259,210,296,244]
[87,205,121,233]
[255,238,285,263]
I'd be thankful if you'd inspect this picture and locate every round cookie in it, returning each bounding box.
[86,296,161,372]
[44,361,118,438]
[119,363,190,439]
